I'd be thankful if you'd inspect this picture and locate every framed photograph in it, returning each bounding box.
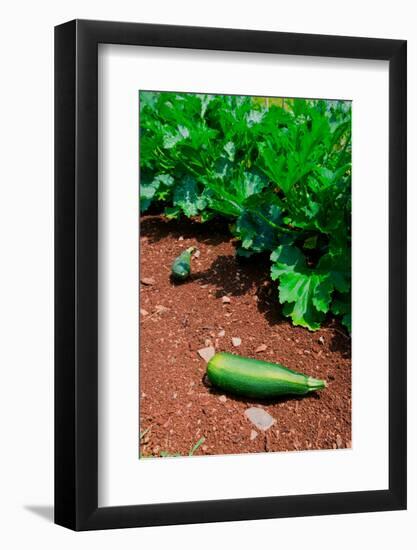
[55,19,406,531]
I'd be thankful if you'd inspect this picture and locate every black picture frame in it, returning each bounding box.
[55,19,407,531]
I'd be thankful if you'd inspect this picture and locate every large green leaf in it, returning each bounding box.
[140,173,175,212]
[280,277,326,330]
[232,170,268,201]
[140,180,157,213]
[234,203,282,254]
[270,245,330,330]
[173,176,207,217]
[270,244,349,330]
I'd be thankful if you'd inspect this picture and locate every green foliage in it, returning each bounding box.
[140,91,351,331]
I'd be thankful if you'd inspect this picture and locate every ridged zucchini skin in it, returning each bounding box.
[207,352,326,398]
[171,247,196,280]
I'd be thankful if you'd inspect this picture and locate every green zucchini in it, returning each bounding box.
[171,246,197,280]
[207,352,326,398]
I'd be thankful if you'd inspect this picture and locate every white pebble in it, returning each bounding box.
[245,407,276,431]
[197,346,216,362]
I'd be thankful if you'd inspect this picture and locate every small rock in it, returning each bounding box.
[204,338,212,347]
[178,236,184,241]
[318,336,325,345]
[303,349,311,355]
[141,277,155,286]
[172,392,177,399]
[232,337,241,347]
[197,346,215,362]
[218,395,227,403]
[250,430,258,441]
[218,329,225,337]
[222,296,231,304]
[336,434,343,448]
[140,308,149,316]
[194,249,200,258]
[255,344,267,353]
[155,305,169,314]
[245,407,276,431]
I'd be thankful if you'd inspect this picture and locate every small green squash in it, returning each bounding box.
[171,246,197,280]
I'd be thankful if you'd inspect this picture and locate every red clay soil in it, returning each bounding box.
[139,214,351,458]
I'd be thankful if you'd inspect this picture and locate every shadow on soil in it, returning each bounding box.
[141,215,231,247]
[193,253,294,330]
[327,328,351,358]
[192,254,264,298]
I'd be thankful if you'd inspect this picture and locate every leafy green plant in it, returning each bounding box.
[140,91,351,332]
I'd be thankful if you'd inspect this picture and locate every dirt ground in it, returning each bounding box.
[139,214,351,458]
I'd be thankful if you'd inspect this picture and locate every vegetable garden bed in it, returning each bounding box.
[139,214,351,457]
